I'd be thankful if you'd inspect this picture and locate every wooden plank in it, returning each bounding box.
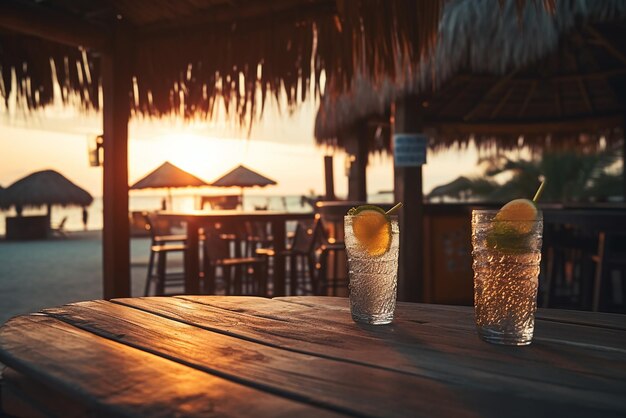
[50,299,626,417]
[101,23,132,299]
[2,367,88,418]
[280,297,626,330]
[216,296,626,354]
[113,296,626,415]
[40,300,532,418]
[0,315,339,418]
[209,295,626,367]
[2,381,49,418]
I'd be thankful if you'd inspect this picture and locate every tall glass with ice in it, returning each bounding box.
[345,213,399,325]
[471,209,543,345]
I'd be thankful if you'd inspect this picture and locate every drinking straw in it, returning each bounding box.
[386,202,403,215]
[533,180,546,203]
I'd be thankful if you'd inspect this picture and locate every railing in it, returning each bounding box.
[315,201,626,313]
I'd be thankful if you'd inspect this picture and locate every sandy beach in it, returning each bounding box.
[0,231,184,324]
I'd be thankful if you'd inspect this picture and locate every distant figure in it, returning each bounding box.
[15,204,23,216]
[161,198,167,210]
[82,207,89,231]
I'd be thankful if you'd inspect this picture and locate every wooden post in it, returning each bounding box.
[344,127,368,202]
[393,96,424,303]
[324,155,336,200]
[623,117,626,202]
[101,24,132,299]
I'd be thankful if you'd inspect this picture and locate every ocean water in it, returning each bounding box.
[0,194,313,236]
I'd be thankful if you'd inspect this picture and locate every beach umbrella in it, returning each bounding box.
[130,161,209,209]
[0,169,93,221]
[211,165,277,208]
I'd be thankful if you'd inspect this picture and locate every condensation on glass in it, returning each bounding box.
[345,215,399,325]
[471,210,543,346]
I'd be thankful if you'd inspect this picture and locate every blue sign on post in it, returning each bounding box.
[393,134,428,167]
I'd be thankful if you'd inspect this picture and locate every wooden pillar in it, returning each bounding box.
[623,117,626,202]
[344,126,368,202]
[324,155,336,200]
[101,24,132,299]
[393,96,424,303]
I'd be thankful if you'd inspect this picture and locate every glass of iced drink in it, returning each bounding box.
[345,205,400,325]
[472,199,543,345]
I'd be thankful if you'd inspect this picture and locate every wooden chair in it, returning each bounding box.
[202,227,268,296]
[244,221,273,257]
[540,224,597,310]
[317,241,348,296]
[591,232,626,313]
[143,213,187,296]
[50,216,68,238]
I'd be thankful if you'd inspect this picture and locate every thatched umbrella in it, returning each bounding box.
[0,169,93,223]
[130,161,209,209]
[211,165,277,208]
[315,0,626,153]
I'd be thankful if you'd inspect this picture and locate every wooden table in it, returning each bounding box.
[1,297,625,417]
[158,211,314,296]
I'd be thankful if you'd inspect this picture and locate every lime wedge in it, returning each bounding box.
[348,205,392,256]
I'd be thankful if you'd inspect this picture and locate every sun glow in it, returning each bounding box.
[129,131,248,187]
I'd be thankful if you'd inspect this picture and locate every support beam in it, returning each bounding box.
[344,127,368,202]
[490,87,514,119]
[393,96,424,303]
[324,156,336,200]
[0,1,109,51]
[577,78,594,113]
[464,71,518,121]
[586,26,626,66]
[554,86,562,117]
[623,117,626,203]
[518,81,537,117]
[431,114,623,136]
[102,25,132,299]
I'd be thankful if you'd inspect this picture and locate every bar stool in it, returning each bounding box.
[143,213,188,296]
[202,227,268,296]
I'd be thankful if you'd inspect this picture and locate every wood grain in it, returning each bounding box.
[1,367,87,418]
[1,296,625,417]
[0,315,340,418]
[112,296,626,415]
[43,300,504,418]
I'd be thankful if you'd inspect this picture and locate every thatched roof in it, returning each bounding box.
[0,0,454,125]
[130,161,209,190]
[0,169,93,209]
[315,0,626,153]
[211,165,277,188]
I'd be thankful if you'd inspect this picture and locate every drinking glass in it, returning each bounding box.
[344,215,399,325]
[471,210,543,345]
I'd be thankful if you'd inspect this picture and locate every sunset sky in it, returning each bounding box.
[0,95,482,199]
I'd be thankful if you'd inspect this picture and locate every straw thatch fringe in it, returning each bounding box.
[314,0,626,153]
[0,0,454,126]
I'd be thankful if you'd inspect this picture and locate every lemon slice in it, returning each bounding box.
[488,199,538,253]
[494,198,538,234]
[348,205,392,256]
